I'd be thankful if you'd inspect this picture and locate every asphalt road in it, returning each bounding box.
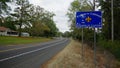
[0,38,70,68]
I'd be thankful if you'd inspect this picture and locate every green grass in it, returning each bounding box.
[0,36,52,45]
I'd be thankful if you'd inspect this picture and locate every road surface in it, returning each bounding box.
[0,38,70,68]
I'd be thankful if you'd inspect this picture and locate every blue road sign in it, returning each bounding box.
[76,11,102,28]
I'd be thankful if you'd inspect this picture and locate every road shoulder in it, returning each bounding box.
[41,40,119,68]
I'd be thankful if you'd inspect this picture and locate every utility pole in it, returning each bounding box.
[93,0,97,68]
[78,0,84,61]
[111,0,114,42]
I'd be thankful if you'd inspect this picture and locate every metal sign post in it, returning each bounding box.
[93,0,97,67]
[81,28,84,61]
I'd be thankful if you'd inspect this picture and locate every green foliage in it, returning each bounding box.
[0,0,11,14]
[30,22,50,37]
[98,40,120,61]
[62,31,72,37]
[44,21,58,37]
[0,0,11,26]
[9,0,58,37]
[27,5,58,37]
[2,16,16,30]
[56,32,63,37]
[10,0,32,37]
[96,0,120,61]
[99,0,120,40]
[67,0,93,41]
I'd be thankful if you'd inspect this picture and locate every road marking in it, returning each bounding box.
[0,45,39,53]
[0,39,63,53]
[0,39,68,62]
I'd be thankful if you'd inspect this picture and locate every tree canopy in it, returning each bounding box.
[0,0,58,37]
[99,0,120,40]
[67,0,93,42]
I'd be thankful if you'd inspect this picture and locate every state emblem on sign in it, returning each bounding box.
[85,16,92,23]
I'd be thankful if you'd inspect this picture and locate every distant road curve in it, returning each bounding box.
[0,38,70,68]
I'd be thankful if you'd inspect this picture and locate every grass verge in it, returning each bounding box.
[41,40,119,68]
[0,36,52,45]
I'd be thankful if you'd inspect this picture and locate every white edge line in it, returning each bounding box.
[0,39,67,62]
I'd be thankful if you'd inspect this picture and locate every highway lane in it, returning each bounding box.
[0,38,70,68]
[0,38,63,51]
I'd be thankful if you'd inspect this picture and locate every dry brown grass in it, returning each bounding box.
[41,40,119,68]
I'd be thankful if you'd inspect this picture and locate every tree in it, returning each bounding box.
[42,12,58,37]
[3,16,16,30]
[99,0,120,40]
[67,0,93,42]
[22,5,58,37]
[63,31,72,37]
[30,21,50,37]
[0,0,58,37]
[0,0,11,26]
[11,0,32,37]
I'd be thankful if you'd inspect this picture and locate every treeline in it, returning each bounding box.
[0,0,58,37]
[67,0,120,60]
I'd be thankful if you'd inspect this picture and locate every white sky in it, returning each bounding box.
[29,0,74,32]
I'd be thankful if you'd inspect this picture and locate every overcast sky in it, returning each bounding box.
[29,0,74,32]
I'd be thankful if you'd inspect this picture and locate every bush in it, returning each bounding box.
[98,40,120,61]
